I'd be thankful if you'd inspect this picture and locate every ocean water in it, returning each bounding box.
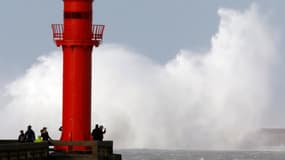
[118,149,285,160]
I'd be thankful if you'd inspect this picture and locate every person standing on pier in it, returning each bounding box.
[99,125,106,141]
[92,124,100,140]
[18,130,25,142]
[25,125,35,142]
[41,127,51,141]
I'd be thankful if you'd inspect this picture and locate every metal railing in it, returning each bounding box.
[51,24,64,41]
[92,25,105,41]
[51,24,105,42]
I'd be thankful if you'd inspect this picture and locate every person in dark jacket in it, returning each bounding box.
[25,125,35,142]
[41,127,51,141]
[18,130,25,142]
[91,124,100,140]
[98,125,106,141]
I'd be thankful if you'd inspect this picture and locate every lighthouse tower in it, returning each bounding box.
[51,0,104,145]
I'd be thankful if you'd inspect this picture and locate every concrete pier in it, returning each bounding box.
[0,140,121,160]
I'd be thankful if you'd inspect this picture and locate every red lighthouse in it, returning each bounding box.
[51,0,104,145]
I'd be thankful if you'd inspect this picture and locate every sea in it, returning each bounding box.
[118,149,285,160]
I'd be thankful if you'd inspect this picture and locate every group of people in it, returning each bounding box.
[18,125,51,143]
[18,124,107,143]
[91,124,106,141]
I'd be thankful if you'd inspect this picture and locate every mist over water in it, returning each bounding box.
[0,5,279,149]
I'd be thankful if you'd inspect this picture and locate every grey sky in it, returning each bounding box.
[0,1,284,82]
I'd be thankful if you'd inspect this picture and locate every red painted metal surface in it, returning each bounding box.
[52,0,104,150]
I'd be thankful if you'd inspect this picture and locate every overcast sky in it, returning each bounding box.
[0,0,284,83]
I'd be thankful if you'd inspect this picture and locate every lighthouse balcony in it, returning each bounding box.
[51,24,105,47]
